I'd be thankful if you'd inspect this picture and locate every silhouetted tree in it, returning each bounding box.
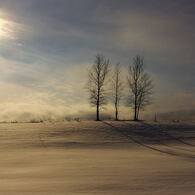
[88,54,110,121]
[127,55,153,121]
[112,63,123,121]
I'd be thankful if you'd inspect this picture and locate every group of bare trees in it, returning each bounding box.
[87,54,153,121]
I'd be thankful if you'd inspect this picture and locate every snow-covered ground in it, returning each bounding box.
[0,121,195,194]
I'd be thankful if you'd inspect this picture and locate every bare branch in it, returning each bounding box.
[87,54,110,121]
[127,55,153,121]
[111,63,124,120]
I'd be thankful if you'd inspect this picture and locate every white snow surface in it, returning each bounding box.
[0,121,195,195]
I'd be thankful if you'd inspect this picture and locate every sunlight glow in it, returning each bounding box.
[0,18,18,40]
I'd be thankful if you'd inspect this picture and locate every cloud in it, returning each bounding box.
[0,0,193,121]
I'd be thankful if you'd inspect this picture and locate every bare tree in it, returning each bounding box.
[127,55,153,121]
[112,63,123,121]
[88,54,110,121]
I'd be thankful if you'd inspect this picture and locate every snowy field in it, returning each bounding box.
[0,121,195,195]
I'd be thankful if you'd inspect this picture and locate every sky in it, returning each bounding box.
[0,0,194,121]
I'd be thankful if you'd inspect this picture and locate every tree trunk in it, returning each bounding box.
[96,82,100,121]
[136,108,139,121]
[134,106,137,121]
[134,98,137,121]
[96,102,100,121]
[115,103,118,121]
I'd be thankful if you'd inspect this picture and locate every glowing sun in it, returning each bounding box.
[0,18,17,40]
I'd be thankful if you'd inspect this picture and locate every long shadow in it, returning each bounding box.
[102,121,195,160]
[120,121,195,147]
[123,121,195,152]
[141,122,195,147]
[121,121,195,153]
